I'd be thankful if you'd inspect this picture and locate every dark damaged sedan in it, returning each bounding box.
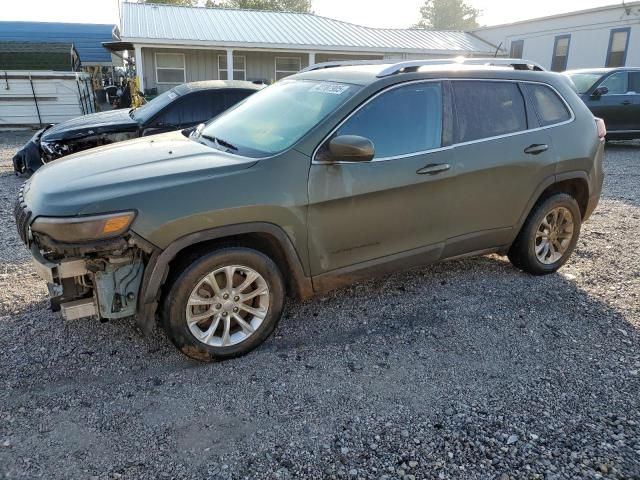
[13,80,263,175]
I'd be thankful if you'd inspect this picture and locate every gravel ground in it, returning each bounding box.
[0,130,639,480]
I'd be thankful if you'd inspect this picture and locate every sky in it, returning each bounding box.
[0,0,621,28]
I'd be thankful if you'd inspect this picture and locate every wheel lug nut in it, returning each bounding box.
[234,296,240,301]
[233,307,239,313]
[222,312,228,317]
[215,304,222,309]
[223,293,229,300]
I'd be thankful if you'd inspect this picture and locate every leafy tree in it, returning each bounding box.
[144,0,197,6]
[414,0,480,30]
[204,0,312,13]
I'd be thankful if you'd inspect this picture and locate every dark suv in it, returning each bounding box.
[564,68,640,140]
[15,58,605,361]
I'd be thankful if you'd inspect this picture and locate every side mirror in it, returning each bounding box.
[328,135,375,162]
[591,86,609,98]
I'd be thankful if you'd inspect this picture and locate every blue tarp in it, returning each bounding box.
[0,21,116,64]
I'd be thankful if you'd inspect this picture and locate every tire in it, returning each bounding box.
[508,193,581,275]
[162,247,285,361]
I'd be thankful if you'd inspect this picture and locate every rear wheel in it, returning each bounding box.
[162,247,285,361]
[508,193,581,275]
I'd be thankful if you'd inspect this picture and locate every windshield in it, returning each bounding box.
[131,88,181,123]
[565,72,603,94]
[198,80,360,157]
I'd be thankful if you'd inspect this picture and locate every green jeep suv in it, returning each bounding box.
[15,58,605,361]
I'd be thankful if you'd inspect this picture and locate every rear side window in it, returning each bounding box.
[154,90,253,126]
[453,81,527,143]
[525,84,571,126]
[328,82,443,160]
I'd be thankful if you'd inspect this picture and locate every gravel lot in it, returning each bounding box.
[0,130,639,480]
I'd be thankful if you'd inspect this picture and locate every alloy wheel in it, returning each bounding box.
[186,265,270,347]
[534,206,574,265]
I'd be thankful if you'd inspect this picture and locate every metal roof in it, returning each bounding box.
[0,41,80,71]
[0,21,117,64]
[121,2,497,54]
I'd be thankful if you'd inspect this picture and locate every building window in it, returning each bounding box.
[218,55,246,80]
[510,40,524,59]
[606,28,630,68]
[275,57,301,81]
[155,53,186,84]
[551,35,571,72]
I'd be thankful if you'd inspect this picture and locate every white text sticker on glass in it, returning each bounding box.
[309,83,350,95]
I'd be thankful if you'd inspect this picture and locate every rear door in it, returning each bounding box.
[442,80,560,256]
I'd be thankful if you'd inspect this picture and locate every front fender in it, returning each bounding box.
[136,222,313,334]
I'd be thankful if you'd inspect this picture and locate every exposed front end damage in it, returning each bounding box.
[28,233,151,323]
[40,131,137,163]
[15,184,155,325]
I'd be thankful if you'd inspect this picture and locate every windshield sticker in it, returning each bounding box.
[167,91,178,99]
[309,83,350,95]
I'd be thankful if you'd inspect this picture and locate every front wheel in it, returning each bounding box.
[508,193,581,275]
[162,248,285,361]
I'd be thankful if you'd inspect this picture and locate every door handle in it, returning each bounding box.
[621,100,632,105]
[524,144,549,155]
[417,163,450,175]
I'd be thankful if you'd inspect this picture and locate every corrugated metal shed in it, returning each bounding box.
[121,2,496,54]
[0,21,117,64]
[0,42,80,71]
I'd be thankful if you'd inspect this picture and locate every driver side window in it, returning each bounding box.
[319,82,443,161]
[599,72,629,95]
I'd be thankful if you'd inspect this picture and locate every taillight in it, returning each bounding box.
[595,117,606,141]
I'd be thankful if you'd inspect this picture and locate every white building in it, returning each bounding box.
[108,1,498,94]
[473,2,640,71]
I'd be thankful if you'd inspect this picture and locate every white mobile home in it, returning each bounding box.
[473,2,640,71]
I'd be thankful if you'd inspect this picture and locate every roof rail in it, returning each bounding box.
[300,57,545,76]
[376,57,545,77]
[300,59,390,73]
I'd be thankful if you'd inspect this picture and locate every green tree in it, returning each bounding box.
[414,0,480,30]
[204,0,312,13]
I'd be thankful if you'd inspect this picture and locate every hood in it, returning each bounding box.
[41,109,138,142]
[25,130,258,217]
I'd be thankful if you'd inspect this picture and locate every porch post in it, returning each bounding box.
[134,45,145,93]
[226,48,234,80]
[309,51,316,67]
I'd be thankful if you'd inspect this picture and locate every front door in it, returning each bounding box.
[307,81,454,276]
[586,71,636,132]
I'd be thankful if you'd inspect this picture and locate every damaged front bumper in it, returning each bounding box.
[29,241,145,322]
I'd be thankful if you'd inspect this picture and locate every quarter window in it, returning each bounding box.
[551,35,571,72]
[275,57,302,81]
[606,28,630,68]
[525,84,571,126]
[323,82,443,160]
[218,55,246,81]
[155,53,186,84]
[453,81,527,143]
